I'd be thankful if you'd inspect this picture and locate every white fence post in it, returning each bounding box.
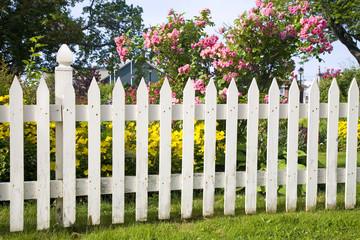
[136,78,148,221]
[306,80,320,211]
[224,79,238,216]
[88,78,101,225]
[37,79,50,230]
[112,78,125,224]
[345,79,359,209]
[159,78,172,220]
[286,80,299,212]
[245,79,259,214]
[325,79,339,209]
[9,77,24,232]
[181,78,195,219]
[55,44,73,224]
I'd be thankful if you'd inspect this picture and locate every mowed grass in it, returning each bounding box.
[1,152,360,239]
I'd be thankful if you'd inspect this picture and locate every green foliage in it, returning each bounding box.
[0,58,14,97]
[319,67,360,103]
[22,36,48,84]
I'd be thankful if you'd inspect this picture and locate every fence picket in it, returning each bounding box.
[345,79,359,209]
[286,80,299,212]
[203,79,217,217]
[181,78,195,219]
[112,78,125,224]
[326,79,339,209]
[62,80,76,227]
[224,79,238,215]
[159,79,172,219]
[245,79,259,214]
[88,78,101,225]
[306,80,320,211]
[9,77,24,232]
[136,78,149,221]
[37,79,50,230]
[266,79,280,213]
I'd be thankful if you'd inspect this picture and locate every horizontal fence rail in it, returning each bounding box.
[1,44,359,232]
[0,103,358,123]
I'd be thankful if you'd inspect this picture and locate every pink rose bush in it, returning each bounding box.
[115,0,332,104]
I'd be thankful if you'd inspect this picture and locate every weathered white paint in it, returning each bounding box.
[37,79,50,230]
[62,80,76,227]
[55,44,73,223]
[345,79,359,209]
[181,79,195,219]
[159,79,172,219]
[88,78,101,225]
[266,79,280,213]
[306,80,320,211]
[136,79,148,221]
[224,79,238,216]
[9,77,24,232]
[203,79,217,217]
[112,78,125,224]
[286,80,299,212]
[245,79,259,214]
[325,79,339,209]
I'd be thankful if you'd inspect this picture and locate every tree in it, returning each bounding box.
[272,0,360,66]
[0,0,143,74]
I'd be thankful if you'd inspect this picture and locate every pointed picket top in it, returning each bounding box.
[205,78,216,95]
[113,77,124,95]
[309,78,319,95]
[137,78,148,95]
[160,78,171,95]
[228,78,238,96]
[56,44,73,67]
[37,77,49,92]
[10,76,22,93]
[248,78,259,95]
[289,79,299,93]
[184,78,195,97]
[89,77,100,95]
[269,78,280,95]
[328,78,339,96]
[348,78,359,99]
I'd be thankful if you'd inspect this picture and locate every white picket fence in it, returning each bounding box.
[0,44,359,232]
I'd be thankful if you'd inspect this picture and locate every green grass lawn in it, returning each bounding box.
[1,183,360,239]
[318,151,360,168]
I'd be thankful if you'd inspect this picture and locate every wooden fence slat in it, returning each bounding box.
[266,79,280,213]
[10,77,24,232]
[62,80,76,227]
[345,78,359,209]
[159,78,172,219]
[286,80,299,212]
[88,78,101,225]
[224,79,238,215]
[306,80,320,211]
[136,78,148,221]
[203,79,217,217]
[112,78,125,224]
[181,78,195,219]
[325,79,339,209]
[245,79,259,214]
[37,79,50,230]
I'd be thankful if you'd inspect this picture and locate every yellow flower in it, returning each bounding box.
[105,136,112,142]
[216,131,225,141]
[50,161,56,171]
[84,170,88,176]
[101,165,107,172]
[129,122,135,128]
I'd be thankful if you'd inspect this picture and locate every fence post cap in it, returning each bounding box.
[56,44,73,66]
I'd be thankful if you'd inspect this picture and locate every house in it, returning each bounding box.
[100,60,161,86]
